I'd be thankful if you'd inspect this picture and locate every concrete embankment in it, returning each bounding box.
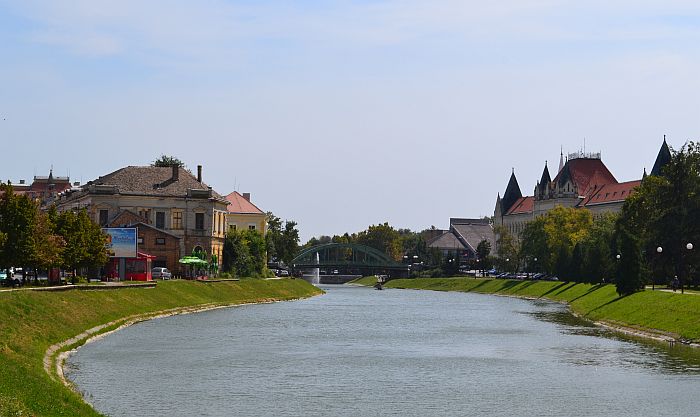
[351,277,700,348]
[0,279,323,417]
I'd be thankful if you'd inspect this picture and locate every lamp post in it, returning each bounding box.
[615,254,621,285]
[506,258,510,274]
[683,243,693,294]
[654,246,662,290]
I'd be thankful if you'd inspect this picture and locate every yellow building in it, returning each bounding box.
[224,192,267,234]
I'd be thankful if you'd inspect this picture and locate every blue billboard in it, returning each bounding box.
[103,228,137,258]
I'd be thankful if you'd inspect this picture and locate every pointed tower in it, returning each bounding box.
[642,168,648,180]
[536,162,551,200]
[494,192,503,225]
[501,169,523,215]
[651,135,672,176]
[558,147,564,173]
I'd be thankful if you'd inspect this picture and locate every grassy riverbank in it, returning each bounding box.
[351,277,700,342]
[0,279,322,417]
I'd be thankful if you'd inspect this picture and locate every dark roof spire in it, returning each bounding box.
[502,170,523,214]
[538,162,552,196]
[651,136,672,176]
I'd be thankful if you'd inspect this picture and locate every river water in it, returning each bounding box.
[67,285,700,417]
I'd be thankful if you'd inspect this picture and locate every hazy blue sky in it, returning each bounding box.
[1,1,699,240]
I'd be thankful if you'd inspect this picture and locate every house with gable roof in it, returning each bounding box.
[54,164,229,275]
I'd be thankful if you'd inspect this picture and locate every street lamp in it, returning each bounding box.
[654,246,662,290]
[682,243,694,294]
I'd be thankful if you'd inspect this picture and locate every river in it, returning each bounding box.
[66,285,700,416]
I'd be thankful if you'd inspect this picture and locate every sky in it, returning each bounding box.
[1,1,700,241]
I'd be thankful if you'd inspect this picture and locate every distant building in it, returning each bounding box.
[224,191,267,234]
[54,164,228,274]
[426,218,496,262]
[5,170,76,205]
[494,139,672,239]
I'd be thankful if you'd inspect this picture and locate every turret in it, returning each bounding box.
[536,162,551,200]
[651,135,672,176]
[501,169,522,214]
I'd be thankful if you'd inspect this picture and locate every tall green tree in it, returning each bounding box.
[356,223,403,261]
[55,209,108,280]
[580,213,617,283]
[614,224,644,295]
[265,212,300,266]
[32,211,65,281]
[494,225,519,272]
[616,142,700,291]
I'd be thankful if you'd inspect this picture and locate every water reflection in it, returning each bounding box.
[524,306,700,374]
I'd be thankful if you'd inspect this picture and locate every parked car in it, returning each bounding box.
[151,267,172,279]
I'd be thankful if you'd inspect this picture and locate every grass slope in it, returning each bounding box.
[380,278,700,342]
[0,279,322,417]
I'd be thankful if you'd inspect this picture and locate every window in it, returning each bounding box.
[155,238,165,245]
[248,225,256,231]
[156,211,165,229]
[229,225,237,231]
[195,213,205,230]
[172,211,183,229]
[137,237,144,244]
[138,209,151,222]
[99,209,109,226]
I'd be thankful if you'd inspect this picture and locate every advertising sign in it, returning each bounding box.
[103,228,137,258]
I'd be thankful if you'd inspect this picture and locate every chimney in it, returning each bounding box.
[243,192,251,201]
[197,165,202,182]
[171,165,179,182]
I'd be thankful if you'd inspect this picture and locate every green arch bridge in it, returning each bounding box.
[291,243,409,281]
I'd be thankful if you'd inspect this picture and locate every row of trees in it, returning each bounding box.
[502,142,699,295]
[0,184,108,283]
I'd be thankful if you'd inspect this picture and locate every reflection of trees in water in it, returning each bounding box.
[523,306,700,375]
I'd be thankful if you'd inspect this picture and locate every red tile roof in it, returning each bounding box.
[581,180,641,206]
[506,196,534,215]
[553,158,617,195]
[225,191,264,214]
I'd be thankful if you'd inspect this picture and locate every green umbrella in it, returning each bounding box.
[179,256,209,266]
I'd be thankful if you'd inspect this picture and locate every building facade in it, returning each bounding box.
[494,139,672,239]
[54,165,228,274]
[224,191,267,234]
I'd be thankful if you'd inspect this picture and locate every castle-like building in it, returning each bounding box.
[494,139,672,238]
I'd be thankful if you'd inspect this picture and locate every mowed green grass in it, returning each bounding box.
[374,278,700,342]
[0,279,322,417]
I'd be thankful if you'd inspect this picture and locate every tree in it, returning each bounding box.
[222,229,269,277]
[279,220,300,265]
[519,216,549,272]
[614,224,644,295]
[0,184,38,282]
[55,208,108,281]
[569,242,585,282]
[476,239,492,275]
[580,213,617,283]
[356,223,403,261]
[222,230,252,276]
[494,225,519,272]
[245,229,267,275]
[32,211,65,282]
[616,142,700,292]
[152,155,186,168]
